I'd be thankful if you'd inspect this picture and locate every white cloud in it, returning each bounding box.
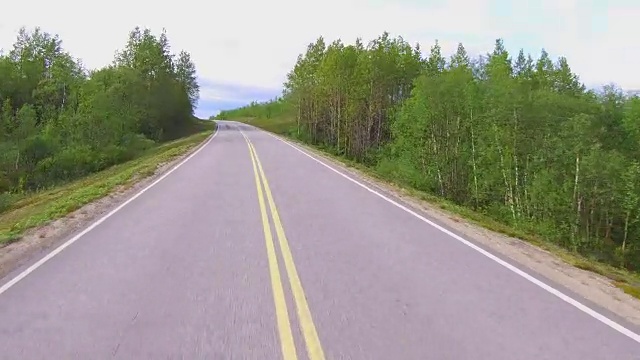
[489,0,640,89]
[0,0,495,91]
[199,86,244,103]
[1,0,639,96]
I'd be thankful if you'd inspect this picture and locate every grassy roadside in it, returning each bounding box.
[233,115,640,300]
[0,120,216,245]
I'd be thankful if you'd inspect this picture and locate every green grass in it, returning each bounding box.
[0,121,216,245]
[232,115,640,300]
[615,281,640,299]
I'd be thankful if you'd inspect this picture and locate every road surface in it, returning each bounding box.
[1,120,639,359]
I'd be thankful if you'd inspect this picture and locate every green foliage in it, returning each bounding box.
[0,26,200,197]
[224,32,640,273]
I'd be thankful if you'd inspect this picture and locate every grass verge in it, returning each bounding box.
[233,115,640,299]
[0,121,216,245]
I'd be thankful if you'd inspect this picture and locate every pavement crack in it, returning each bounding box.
[111,342,121,357]
[111,311,140,358]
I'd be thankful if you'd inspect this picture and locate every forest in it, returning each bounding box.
[218,32,640,273]
[0,26,200,211]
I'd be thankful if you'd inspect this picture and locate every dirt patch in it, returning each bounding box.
[290,138,640,328]
[0,135,211,281]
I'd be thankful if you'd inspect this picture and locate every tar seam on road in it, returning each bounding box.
[241,129,327,360]
[243,130,298,360]
[0,129,219,296]
[251,125,640,345]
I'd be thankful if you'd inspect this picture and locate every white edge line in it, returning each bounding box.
[0,127,219,296]
[247,123,640,344]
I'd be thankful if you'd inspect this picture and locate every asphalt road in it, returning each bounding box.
[1,120,639,359]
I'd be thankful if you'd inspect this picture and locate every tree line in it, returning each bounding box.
[219,32,640,272]
[0,26,200,208]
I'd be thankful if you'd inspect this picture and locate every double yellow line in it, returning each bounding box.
[241,131,326,360]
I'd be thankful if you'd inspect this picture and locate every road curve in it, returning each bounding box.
[0,120,639,359]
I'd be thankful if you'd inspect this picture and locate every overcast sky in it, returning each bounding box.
[1,0,637,118]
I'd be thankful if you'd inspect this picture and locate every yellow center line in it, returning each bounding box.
[247,140,327,360]
[243,132,298,360]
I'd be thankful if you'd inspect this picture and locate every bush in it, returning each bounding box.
[0,192,14,213]
[34,146,97,184]
[120,133,156,158]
